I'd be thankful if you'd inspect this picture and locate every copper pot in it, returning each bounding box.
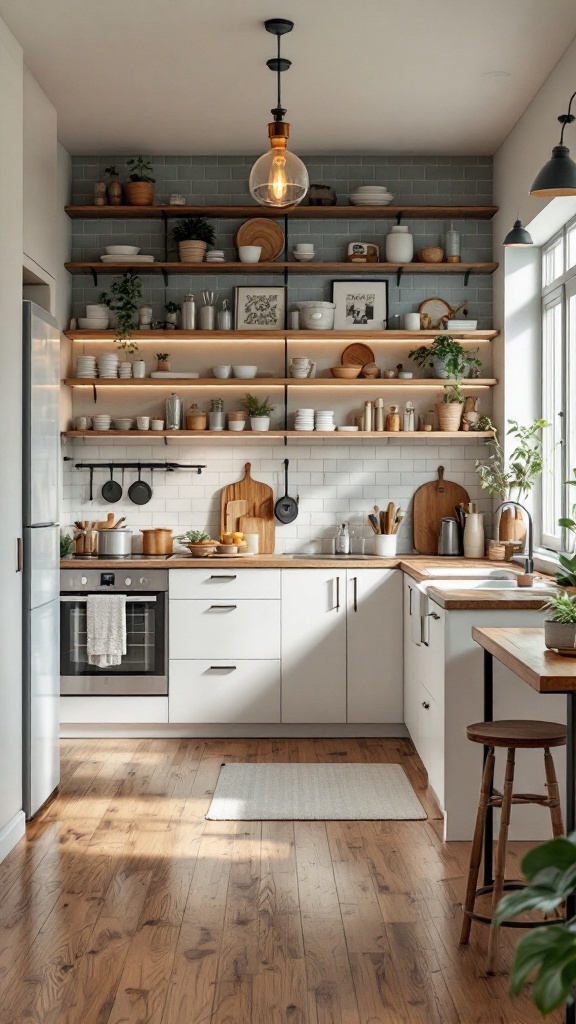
[141,528,173,556]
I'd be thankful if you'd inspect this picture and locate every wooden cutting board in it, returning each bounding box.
[412,466,469,554]
[225,499,248,535]
[239,516,267,553]
[220,463,275,553]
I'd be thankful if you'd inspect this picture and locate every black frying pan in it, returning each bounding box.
[128,467,153,505]
[274,458,299,524]
[101,467,122,503]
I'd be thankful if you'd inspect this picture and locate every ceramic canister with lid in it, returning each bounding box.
[181,294,196,330]
[165,393,182,430]
[385,225,414,263]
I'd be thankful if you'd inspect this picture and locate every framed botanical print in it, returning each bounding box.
[332,280,388,330]
[235,286,286,330]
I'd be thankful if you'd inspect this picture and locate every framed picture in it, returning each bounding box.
[235,286,286,330]
[332,280,388,330]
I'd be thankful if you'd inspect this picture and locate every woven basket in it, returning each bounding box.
[436,401,463,431]
[124,182,154,206]
[178,240,207,263]
[419,246,444,263]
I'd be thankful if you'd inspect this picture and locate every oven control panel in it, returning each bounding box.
[60,568,168,592]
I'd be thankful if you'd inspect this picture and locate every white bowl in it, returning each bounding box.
[85,304,109,315]
[232,365,258,379]
[238,245,262,263]
[228,421,246,431]
[293,252,315,262]
[112,418,135,430]
[78,317,109,329]
[213,365,232,379]
[105,245,141,256]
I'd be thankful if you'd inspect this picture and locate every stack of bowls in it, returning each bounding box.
[97,353,119,379]
[76,355,97,378]
[293,243,315,262]
[349,185,394,206]
[118,361,133,379]
[78,303,110,330]
[294,408,315,431]
[206,250,225,263]
[290,356,313,379]
[112,417,135,430]
[315,410,336,431]
[92,414,111,431]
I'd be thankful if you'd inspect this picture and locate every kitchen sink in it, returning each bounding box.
[425,567,517,578]
[292,553,383,560]
[425,578,555,591]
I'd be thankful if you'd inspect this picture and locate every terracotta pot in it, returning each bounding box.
[436,401,463,431]
[125,181,154,206]
[178,240,207,263]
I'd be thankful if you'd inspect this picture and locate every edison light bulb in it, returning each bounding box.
[249,134,309,208]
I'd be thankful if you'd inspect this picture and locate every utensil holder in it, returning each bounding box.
[373,534,397,556]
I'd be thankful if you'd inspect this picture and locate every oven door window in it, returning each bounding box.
[60,594,165,676]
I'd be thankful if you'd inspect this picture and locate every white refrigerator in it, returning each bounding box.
[22,301,60,818]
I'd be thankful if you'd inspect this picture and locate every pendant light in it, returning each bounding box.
[530,90,576,197]
[503,218,533,247]
[248,18,309,208]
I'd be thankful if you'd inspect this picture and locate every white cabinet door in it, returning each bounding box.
[169,660,281,723]
[281,569,347,723]
[403,575,422,743]
[346,569,403,723]
[418,682,444,807]
[169,599,280,660]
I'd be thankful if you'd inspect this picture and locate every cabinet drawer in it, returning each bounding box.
[169,659,281,723]
[169,568,280,600]
[169,599,280,659]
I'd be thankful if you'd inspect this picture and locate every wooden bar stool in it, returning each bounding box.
[459,719,566,974]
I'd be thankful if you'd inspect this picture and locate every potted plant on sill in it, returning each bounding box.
[436,383,465,431]
[543,591,576,653]
[171,216,216,263]
[409,334,482,379]
[104,165,123,206]
[156,352,171,372]
[99,272,143,352]
[243,393,274,432]
[552,469,576,588]
[124,156,155,206]
[163,301,180,327]
[475,418,550,543]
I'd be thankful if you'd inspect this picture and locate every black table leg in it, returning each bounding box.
[566,693,576,1024]
[483,649,494,888]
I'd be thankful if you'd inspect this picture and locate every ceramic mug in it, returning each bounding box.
[150,419,164,430]
[402,313,421,330]
[244,533,260,554]
[136,416,150,430]
[238,245,262,263]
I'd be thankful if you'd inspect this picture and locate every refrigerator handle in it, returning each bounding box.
[16,537,22,573]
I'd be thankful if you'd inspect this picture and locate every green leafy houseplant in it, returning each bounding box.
[409,335,482,380]
[176,530,212,543]
[60,533,75,558]
[126,156,155,184]
[243,393,275,417]
[475,419,550,501]
[495,833,576,1015]
[99,272,143,351]
[164,302,181,314]
[440,382,465,404]
[171,217,216,246]
[556,469,576,587]
[104,164,119,180]
[544,591,576,623]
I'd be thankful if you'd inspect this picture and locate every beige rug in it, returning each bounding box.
[206,763,427,821]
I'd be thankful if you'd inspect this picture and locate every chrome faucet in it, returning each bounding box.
[494,500,534,575]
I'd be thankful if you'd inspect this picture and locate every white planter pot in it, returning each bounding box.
[545,620,576,653]
[250,416,270,432]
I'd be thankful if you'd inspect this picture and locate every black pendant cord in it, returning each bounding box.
[558,90,576,144]
[276,33,282,110]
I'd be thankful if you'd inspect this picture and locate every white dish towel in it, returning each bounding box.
[86,594,127,667]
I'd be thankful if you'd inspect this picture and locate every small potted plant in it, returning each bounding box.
[156,352,171,372]
[60,532,75,559]
[243,393,274,432]
[171,217,216,263]
[163,302,180,327]
[543,591,576,653]
[436,383,465,431]
[99,272,143,351]
[409,334,481,379]
[104,165,123,205]
[475,419,549,542]
[124,156,155,206]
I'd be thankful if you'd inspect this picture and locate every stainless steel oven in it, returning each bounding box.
[60,568,168,695]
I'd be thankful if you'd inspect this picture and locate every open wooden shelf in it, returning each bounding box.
[65,260,498,277]
[63,377,498,388]
[62,428,495,440]
[64,328,498,342]
[65,204,499,221]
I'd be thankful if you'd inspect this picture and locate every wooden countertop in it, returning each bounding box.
[472,626,576,693]
[427,587,553,610]
[62,554,403,569]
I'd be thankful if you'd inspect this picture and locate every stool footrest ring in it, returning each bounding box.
[461,882,565,929]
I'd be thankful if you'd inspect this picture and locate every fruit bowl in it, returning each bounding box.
[185,542,218,557]
[330,366,362,379]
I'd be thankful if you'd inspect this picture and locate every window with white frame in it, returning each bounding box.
[541,218,576,551]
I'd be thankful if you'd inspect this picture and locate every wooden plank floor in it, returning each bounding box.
[0,737,563,1023]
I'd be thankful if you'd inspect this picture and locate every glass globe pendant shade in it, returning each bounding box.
[249,132,309,208]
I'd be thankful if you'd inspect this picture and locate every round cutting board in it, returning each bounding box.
[342,342,375,367]
[236,218,285,262]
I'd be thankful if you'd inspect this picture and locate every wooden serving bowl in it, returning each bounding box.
[419,246,444,263]
[330,366,362,379]
[185,542,218,557]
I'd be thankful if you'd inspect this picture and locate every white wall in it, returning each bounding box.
[23,67,57,286]
[0,15,25,860]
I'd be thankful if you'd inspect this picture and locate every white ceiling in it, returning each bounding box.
[1,0,575,156]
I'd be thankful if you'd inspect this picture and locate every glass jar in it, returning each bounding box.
[181,294,196,330]
[445,222,461,263]
[209,398,225,431]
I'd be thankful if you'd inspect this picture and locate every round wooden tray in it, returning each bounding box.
[341,342,375,367]
[236,218,285,262]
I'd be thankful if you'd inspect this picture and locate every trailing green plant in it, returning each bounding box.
[164,301,181,314]
[243,393,274,417]
[104,165,119,180]
[99,272,143,351]
[495,833,576,1015]
[176,529,212,543]
[60,533,75,558]
[440,383,465,404]
[552,469,576,586]
[409,334,482,380]
[171,217,215,246]
[475,418,550,501]
[543,591,576,623]
[126,156,155,183]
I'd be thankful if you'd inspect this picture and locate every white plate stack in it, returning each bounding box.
[97,353,119,378]
[76,355,97,378]
[118,360,133,379]
[294,408,315,431]
[315,410,336,431]
[206,250,225,263]
[349,185,394,206]
[92,414,111,431]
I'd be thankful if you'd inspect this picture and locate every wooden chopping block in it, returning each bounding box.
[220,463,275,553]
[225,499,248,536]
[412,466,469,554]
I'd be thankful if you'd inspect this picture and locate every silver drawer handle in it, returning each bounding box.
[209,665,237,671]
[208,604,237,610]
[60,595,156,603]
[209,574,237,580]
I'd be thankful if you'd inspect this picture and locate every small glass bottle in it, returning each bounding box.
[217,305,232,330]
[445,222,461,263]
[209,397,225,431]
[181,294,196,330]
[335,522,350,555]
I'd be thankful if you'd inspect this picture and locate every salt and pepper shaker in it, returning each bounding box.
[364,400,373,432]
[374,397,384,431]
[181,293,196,330]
